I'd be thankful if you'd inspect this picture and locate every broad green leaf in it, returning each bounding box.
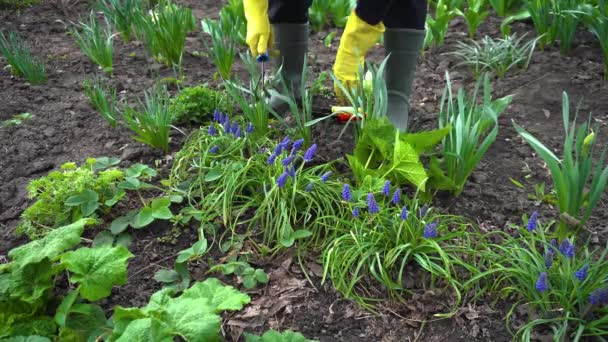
[110,212,136,234]
[9,219,90,266]
[154,270,179,283]
[114,318,159,342]
[364,118,396,158]
[400,126,451,154]
[254,269,269,283]
[54,289,79,327]
[175,248,195,264]
[132,208,155,228]
[115,233,133,248]
[63,304,107,341]
[1,336,51,342]
[390,140,428,191]
[242,275,256,289]
[292,230,312,239]
[110,306,148,338]
[181,278,250,312]
[92,231,115,248]
[118,177,141,190]
[150,198,173,220]
[9,259,55,304]
[160,298,220,342]
[244,330,317,342]
[62,245,134,301]
[126,164,156,178]
[204,168,223,182]
[65,189,99,207]
[93,157,121,171]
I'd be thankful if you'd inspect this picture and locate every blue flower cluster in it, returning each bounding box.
[266,136,321,189]
[207,110,254,153]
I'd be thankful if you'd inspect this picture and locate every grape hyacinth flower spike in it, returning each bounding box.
[589,288,608,306]
[246,122,254,134]
[277,173,289,188]
[209,145,219,154]
[274,143,284,155]
[280,136,291,149]
[305,183,313,192]
[382,180,391,197]
[291,138,304,154]
[392,188,401,205]
[267,154,277,165]
[544,252,553,269]
[234,125,242,138]
[342,184,352,202]
[423,222,438,238]
[536,272,548,293]
[527,211,538,231]
[400,206,408,220]
[213,109,220,122]
[352,207,360,218]
[320,171,333,182]
[303,144,317,163]
[367,193,379,214]
[208,125,216,136]
[420,205,428,218]
[575,265,588,282]
[282,155,296,167]
[559,239,575,259]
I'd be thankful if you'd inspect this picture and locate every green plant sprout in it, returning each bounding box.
[0,30,46,84]
[70,12,115,74]
[514,92,608,238]
[456,0,490,38]
[83,75,119,127]
[201,18,237,80]
[438,72,513,195]
[96,0,142,42]
[208,260,269,289]
[1,112,32,127]
[424,0,459,49]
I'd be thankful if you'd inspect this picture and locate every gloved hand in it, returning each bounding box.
[243,0,273,57]
[333,10,385,104]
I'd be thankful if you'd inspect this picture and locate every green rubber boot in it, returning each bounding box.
[384,28,425,132]
[268,23,309,113]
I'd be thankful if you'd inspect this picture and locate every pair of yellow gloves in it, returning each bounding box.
[243,0,384,102]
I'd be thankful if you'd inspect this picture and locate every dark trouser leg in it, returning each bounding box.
[355,0,427,28]
[268,0,312,24]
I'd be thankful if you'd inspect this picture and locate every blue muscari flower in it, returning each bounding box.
[274,144,284,155]
[320,171,333,182]
[423,222,438,239]
[559,239,575,259]
[222,116,230,129]
[231,122,239,134]
[291,139,304,154]
[381,180,391,197]
[589,288,608,306]
[575,265,589,282]
[352,207,360,218]
[209,145,219,154]
[420,205,428,218]
[208,125,216,136]
[305,183,313,192]
[267,154,277,165]
[234,125,242,138]
[287,166,296,177]
[544,252,553,269]
[367,193,379,214]
[277,173,289,188]
[303,144,317,162]
[392,188,401,205]
[213,109,220,122]
[548,239,558,255]
[280,136,291,149]
[342,184,352,202]
[536,272,548,293]
[282,155,296,167]
[400,206,408,220]
[246,122,254,134]
[527,211,539,231]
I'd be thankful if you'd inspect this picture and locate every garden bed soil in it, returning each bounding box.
[1,1,608,341]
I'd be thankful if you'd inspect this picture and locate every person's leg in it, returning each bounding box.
[267,0,312,111]
[382,0,427,131]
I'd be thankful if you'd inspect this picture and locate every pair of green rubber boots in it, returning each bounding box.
[269,23,425,132]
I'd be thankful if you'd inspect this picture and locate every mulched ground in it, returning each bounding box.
[1,1,607,341]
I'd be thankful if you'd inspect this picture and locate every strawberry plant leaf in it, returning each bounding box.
[92,230,114,247]
[132,207,155,228]
[154,269,180,283]
[115,233,133,248]
[254,269,268,284]
[242,275,256,289]
[110,211,136,234]
[61,245,134,301]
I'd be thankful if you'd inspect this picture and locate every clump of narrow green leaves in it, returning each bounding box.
[308,0,354,32]
[133,0,195,68]
[323,178,474,312]
[96,0,142,42]
[513,92,608,238]
[16,158,125,239]
[218,0,247,45]
[201,18,237,80]
[0,219,134,341]
[437,72,513,195]
[83,75,119,127]
[108,278,250,341]
[70,12,115,74]
[448,33,538,78]
[583,0,608,79]
[0,30,46,84]
[169,84,233,124]
[122,86,174,153]
[467,216,608,340]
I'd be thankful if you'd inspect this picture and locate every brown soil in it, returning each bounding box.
[1,1,607,341]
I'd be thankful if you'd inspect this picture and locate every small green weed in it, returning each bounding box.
[1,112,32,127]
[169,84,233,124]
[83,75,119,127]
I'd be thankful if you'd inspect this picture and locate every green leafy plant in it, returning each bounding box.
[96,0,142,42]
[208,260,269,289]
[438,73,513,195]
[108,278,250,341]
[467,216,608,340]
[1,112,32,127]
[0,30,46,84]
[70,12,115,74]
[584,0,608,79]
[424,0,459,48]
[169,84,232,124]
[133,0,195,68]
[528,182,558,206]
[218,0,247,45]
[201,18,237,80]
[309,0,354,32]
[456,0,490,38]
[83,75,119,127]
[245,330,317,342]
[16,159,126,239]
[0,219,134,341]
[513,92,608,238]
[488,0,520,17]
[447,33,538,78]
[122,86,174,153]
[550,0,587,55]
[323,180,473,311]
[523,0,552,49]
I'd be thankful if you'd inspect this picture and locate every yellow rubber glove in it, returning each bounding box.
[243,0,273,57]
[333,10,385,104]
